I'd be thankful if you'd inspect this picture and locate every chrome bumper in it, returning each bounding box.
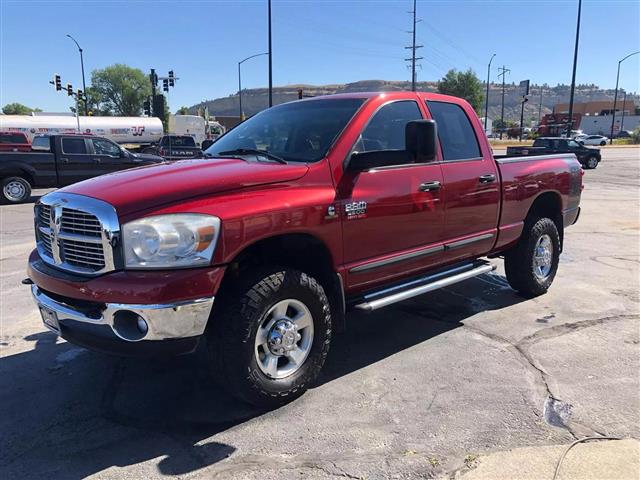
[31,285,214,342]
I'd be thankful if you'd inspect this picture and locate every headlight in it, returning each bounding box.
[123,214,220,269]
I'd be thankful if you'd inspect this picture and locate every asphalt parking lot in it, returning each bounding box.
[1,147,639,479]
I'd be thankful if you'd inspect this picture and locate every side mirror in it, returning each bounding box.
[405,119,437,161]
[347,150,411,172]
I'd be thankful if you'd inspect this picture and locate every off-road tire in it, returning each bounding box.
[505,217,560,298]
[1,176,31,204]
[585,155,599,169]
[207,267,332,408]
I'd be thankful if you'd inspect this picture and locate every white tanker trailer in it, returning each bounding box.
[0,114,164,147]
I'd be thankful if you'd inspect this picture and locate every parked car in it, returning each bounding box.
[0,131,31,152]
[578,134,608,146]
[615,130,632,139]
[143,135,203,160]
[0,134,163,203]
[27,92,582,408]
[506,136,601,169]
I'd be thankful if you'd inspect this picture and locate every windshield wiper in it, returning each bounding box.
[217,148,287,164]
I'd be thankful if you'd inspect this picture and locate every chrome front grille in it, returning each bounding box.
[35,192,120,276]
[60,208,102,237]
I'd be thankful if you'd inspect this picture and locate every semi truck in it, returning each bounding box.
[0,114,164,149]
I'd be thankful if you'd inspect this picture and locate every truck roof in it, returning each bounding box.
[293,91,467,103]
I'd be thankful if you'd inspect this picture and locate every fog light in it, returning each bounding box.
[113,310,148,341]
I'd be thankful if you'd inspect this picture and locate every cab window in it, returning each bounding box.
[355,101,423,152]
[62,138,87,154]
[92,138,120,156]
[426,101,481,161]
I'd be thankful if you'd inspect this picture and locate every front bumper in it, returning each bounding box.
[32,285,214,355]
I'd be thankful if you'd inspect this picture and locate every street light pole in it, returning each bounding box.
[268,0,273,107]
[610,50,639,143]
[484,53,496,134]
[238,53,268,121]
[566,0,582,137]
[66,34,88,116]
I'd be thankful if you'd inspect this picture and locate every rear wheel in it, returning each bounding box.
[1,176,31,204]
[599,141,606,146]
[207,267,332,408]
[505,217,560,298]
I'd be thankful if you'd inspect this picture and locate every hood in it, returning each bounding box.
[130,152,164,162]
[64,157,309,215]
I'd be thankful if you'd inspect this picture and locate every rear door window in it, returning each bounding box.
[426,101,481,161]
[62,138,87,154]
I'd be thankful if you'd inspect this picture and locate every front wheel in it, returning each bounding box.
[207,267,332,408]
[505,217,560,298]
[600,141,606,146]
[1,176,31,204]
[585,155,599,169]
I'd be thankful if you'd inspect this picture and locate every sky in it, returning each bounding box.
[1,0,639,113]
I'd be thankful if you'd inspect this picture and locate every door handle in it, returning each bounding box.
[94,159,102,164]
[418,181,441,192]
[61,158,69,164]
[479,174,496,184]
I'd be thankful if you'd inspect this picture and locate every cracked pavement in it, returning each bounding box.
[1,148,639,479]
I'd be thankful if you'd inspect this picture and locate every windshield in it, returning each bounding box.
[205,98,365,162]
[1,133,27,143]
[162,136,196,147]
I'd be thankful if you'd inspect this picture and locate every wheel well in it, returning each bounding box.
[526,192,564,249]
[1,169,34,186]
[220,234,346,332]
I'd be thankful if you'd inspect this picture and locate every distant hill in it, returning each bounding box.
[189,79,639,124]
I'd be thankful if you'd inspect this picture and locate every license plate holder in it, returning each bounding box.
[40,306,60,333]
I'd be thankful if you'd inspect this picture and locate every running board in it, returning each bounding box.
[354,261,496,311]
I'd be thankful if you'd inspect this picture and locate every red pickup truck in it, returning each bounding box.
[27,92,582,407]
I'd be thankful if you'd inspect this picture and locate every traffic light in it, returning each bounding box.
[168,70,175,87]
[54,74,62,91]
[162,79,169,92]
[77,89,84,100]
[66,84,74,96]
[150,68,157,87]
[143,98,151,116]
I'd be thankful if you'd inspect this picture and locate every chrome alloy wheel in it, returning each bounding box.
[3,180,26,202]
[254,299,315,379]
[533,234,553,280]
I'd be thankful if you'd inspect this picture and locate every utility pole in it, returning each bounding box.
[538,85,544,124]
[566,0,582,137]
[484,53,496,134]
[404,0,422,91]
[268,0,273,107]
[620,91,627,133]
[497,65,510,139]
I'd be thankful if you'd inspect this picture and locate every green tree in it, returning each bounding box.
[90,64,151,116]
[177,106,190,115]
[3,103,42,115]
[437,69,484,113]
